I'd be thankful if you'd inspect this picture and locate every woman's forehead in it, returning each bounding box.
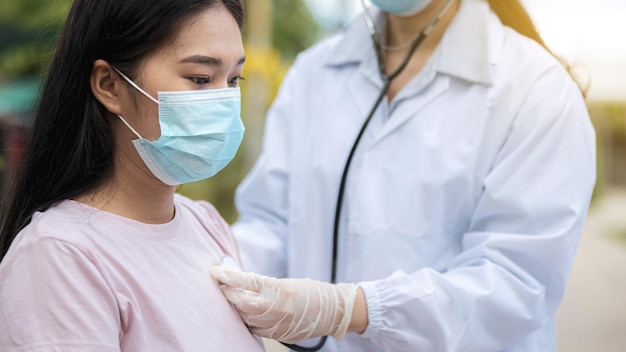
[152,6,244,66]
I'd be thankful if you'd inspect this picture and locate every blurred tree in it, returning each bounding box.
[589,102,626,200]
[268,0,320,59]
[0,0,72,79]
[0,0,71,29]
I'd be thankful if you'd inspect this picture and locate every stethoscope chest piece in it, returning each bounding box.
[220,254,243,271]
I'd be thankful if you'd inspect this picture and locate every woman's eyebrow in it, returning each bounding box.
[180,55,246,66]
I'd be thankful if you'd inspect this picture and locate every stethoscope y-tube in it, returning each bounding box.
[281,1,456,350]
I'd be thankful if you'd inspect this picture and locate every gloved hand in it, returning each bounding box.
[209,266,359,344]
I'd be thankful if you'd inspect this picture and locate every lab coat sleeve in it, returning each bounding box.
[359,66,596,351]
[231,69,297,278]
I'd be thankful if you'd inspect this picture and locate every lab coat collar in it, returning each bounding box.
[324,6,383,69]
[437,0,493,85]
[325,0,494,86]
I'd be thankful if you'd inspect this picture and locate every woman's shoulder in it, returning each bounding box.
[174,194,230,235]
[174,193,220,217]
[3,201,99,264]
[174,193,237,255]
[23,201,95,240]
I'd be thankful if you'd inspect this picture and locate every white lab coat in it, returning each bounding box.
[233,0,596,351]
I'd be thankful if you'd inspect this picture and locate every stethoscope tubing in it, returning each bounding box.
[281,1,456,350]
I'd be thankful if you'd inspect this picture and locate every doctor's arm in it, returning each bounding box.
[355,69,596,350]
[209,266,368,343]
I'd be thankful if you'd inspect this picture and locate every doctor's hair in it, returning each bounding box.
[0,0,244,261]
[487,0,587,95]
[487,0,547,50]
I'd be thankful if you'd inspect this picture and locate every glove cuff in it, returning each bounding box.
[330,283,359,340]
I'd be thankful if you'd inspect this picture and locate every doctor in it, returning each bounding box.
[209,0,596,350]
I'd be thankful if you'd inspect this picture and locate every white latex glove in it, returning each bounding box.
[209,266,358,344]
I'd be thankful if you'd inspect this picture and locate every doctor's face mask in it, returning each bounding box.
[369,0,432,16]
[114,68,244,185]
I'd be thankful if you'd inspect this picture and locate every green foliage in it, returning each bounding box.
[609,227,626,247]
[0,0,72,79]
[588,101,626,201]
[270,0,321,59]
[596,102,626,134]
[0,0,72,29]
[0,40,53,79]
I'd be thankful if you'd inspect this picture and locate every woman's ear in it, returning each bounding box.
[90,59,124,115]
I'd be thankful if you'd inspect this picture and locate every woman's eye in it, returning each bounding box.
[229,75,245,87]
[190,76,211,86]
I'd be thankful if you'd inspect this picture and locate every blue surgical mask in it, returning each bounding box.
[369,0,432,16]
[114,68,244,185]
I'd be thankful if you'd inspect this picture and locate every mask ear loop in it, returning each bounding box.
[111,67,157,140]
[116,114,144,140]
[112,67,159,105]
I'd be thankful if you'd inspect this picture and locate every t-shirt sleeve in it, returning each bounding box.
[0,237,120,351]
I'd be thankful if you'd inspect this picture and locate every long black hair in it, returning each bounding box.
[0,0,244,261]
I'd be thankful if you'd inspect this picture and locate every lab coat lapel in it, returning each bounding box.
[372,72,450,146]
[347,51,386,122]
[325,8,387,125]
[367,0,494,146]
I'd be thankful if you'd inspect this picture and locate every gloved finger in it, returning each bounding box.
[248,313,292,337]
[239,311,285,331]
[249,326,278,340]
[209,265,252,289]
[209,265,276,292]
[250,324,304,344]
[221,286,271,315]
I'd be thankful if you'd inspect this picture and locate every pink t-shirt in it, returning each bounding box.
[0,194,264,351]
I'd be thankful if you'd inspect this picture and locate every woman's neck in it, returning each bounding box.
[385,0,457,48]
[75,140,177,224]
[381,0,459,101]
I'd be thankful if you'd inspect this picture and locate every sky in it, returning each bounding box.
[304,0,626,101]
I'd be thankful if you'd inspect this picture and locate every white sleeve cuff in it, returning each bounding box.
[358,280,384,338]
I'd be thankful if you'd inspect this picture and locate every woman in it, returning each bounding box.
[0,0,263,351]
[210,0,596,351]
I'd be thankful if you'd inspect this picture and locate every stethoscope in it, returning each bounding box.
[281,0,456,351]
